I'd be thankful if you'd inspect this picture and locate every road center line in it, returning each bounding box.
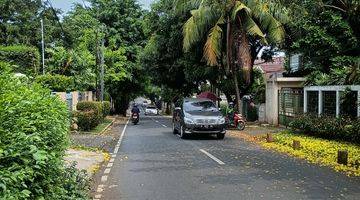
[199,149,225,165]
[161,124,167,127]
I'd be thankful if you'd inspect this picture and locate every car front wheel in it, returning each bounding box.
[179,125,187,139]
[172,122,178,134]
[217,133,225,140]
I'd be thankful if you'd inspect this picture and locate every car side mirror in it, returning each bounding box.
[175,107,182,111]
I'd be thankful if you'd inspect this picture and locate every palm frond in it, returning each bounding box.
[246,0,287,44]
[243,16,267,44]
[203,21,223,66]
[174,0,202,14]
[183,6,220,51]
[231,1,251,20]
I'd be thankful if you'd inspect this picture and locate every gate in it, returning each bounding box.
[66,92,73,111]
[278,88,304,126]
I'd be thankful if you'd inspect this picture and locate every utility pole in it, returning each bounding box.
[41,18,45,75]
[100,39,105,102]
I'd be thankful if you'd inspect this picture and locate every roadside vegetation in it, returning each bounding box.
[0,65,90,199]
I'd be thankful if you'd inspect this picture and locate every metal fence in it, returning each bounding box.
[278,88,304,126]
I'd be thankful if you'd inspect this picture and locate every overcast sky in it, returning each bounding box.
[51,0,154,14]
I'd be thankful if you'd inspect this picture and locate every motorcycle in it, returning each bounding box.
[226,112,246,130]
[132,113,139,125]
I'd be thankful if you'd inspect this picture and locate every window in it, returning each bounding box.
[307,91,318,114]
[184,101,217,112]
[323,91,336,116]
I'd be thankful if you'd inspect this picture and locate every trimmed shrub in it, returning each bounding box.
[0,71,89,199]
[0,45,40,75]
[102,101,111,117]
[35,74,75,92]
[76,101,103,131]
[74,110,97,131]
[289,114,360,144]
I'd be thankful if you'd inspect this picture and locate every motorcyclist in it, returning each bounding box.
[131,104,140,116]
[227,102,235,121]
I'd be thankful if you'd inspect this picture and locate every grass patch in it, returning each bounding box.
[260,131,360,176]
[82,118,113,134]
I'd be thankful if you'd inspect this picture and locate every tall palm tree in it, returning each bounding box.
[179,0,288,111]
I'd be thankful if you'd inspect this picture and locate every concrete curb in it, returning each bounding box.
[99,118,116,135]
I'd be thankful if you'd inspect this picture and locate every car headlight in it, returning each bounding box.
[218,117,226,124]
[184,117,194,124]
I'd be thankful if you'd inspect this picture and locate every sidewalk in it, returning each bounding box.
[65,149,107,175]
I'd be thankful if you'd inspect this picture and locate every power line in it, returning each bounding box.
[44,0,65,35]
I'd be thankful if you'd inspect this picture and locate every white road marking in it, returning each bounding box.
[104,168,111,174]
[161,124,167,127]
[199,149,225,165]
[101,175,108,182]
[94,119,130,200]
[155,120,159,123]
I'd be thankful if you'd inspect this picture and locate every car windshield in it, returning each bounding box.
[147,106,156,109]
[184,101,217,112]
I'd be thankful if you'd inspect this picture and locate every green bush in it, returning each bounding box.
[102,101,111,117]
[0,71,89,199]
[76,101,104,131]
[0,45,40,75]
[35,74,75,92]
[74,110,97,131]
[289,114,360,143]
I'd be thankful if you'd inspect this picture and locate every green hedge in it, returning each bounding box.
[102,101,111,117]
[76,101,104,131]
[75,110,97,131]
[0,45,40,75]
[289,114,360,144]
[35,74,74,92]
[0,71,89,199]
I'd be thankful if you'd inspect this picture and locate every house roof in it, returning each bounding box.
[254,57,285,74]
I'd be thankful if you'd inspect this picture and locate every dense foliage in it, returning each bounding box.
[283,0,359,85]
[289,114,360,144]
[102,101,111,117]
[0,71,89,199]
[0,45,40,75]
[76,101,104,131]
[35,74,74,92]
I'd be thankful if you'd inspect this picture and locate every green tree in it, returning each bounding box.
[180,0,288,111]
[283,0,359,85]
[0,0,64,47]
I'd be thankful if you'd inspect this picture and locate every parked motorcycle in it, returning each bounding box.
[132,113,139,125]
[226,112,246,130]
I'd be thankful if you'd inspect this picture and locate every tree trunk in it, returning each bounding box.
[237,16,252,85]
[233,72,242,112]
[226,17,232,74]
[227,16,242,112]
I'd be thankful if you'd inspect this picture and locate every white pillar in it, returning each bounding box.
[358,90,360,117]
[318,90,322,116]
[336,90,340,117]
[303,90,308,113]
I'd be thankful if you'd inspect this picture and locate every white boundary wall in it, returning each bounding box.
[304,85,360,117]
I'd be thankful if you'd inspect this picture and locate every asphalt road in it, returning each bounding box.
[99,115,360,200]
